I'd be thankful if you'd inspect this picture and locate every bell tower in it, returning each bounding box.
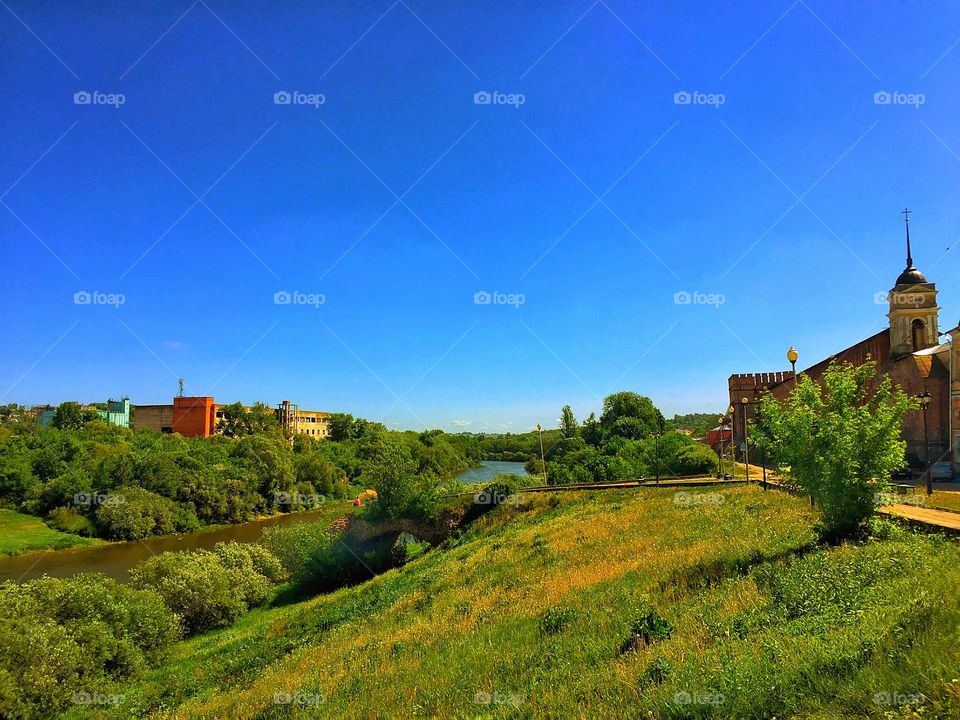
[888,209,939,358]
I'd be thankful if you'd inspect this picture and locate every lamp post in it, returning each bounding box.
[727,404,735,478]
[916,391,933,495]
[787,346,799,389]
[741,397,751,483]
[716,415,725,477]
[536,423,547,483]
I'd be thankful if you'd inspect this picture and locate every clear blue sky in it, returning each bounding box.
[2,0,958,432]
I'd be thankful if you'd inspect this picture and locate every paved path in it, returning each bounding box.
[878,503,960,532]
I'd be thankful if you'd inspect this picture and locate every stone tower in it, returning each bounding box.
[888,211,939,358]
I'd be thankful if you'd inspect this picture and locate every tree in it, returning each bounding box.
[327,413,356,442]
[757,360,914,541]
[581,412,603,446]
[559,405,578,438]
[51,402,97,430]
[216,401,278,437]
[599,392,663,440]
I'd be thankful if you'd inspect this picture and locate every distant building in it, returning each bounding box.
[131,396,331,439]
[727,216,959,473]
[36,398,130,428]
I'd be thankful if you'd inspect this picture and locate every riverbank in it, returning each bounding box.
[0,508,102,556]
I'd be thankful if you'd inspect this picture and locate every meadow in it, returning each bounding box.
[65,485,960,719]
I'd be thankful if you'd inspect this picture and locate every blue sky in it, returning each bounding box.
[2,0,958,432]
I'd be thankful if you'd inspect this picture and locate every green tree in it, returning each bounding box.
[600,392,663,439]
[581,412,603,446]
[560,405,578,438]
[216,401,278,437]
[51,402,97,430]
[757,360,914,541]
[327,413,356,441]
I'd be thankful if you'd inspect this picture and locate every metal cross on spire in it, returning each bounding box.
[901,208,913,266]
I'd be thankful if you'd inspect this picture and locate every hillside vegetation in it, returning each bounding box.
[68,485,960,719]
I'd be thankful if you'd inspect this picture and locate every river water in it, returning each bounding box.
[455,460,531,484]
[0,503,352,584]
[0,461,531,584]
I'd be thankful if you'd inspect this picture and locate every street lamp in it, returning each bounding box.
[916,391,933,495]
[727,404,735,478]
[716,415,725,477]
[741,397,751,483]
[787,346,799,388]
[536,423,547,483]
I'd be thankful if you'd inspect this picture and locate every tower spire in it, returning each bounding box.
[901,207,912,267]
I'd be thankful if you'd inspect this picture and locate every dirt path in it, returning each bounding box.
[878,504,960,532]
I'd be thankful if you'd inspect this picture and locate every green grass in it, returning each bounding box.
[66,487,960,719]
[0,509,101,556]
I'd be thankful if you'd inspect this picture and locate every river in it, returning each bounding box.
[0,502,353,584]
[455,460,531,484]
[0,462,531,585]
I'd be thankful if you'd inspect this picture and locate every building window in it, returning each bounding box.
[912,319,925,351]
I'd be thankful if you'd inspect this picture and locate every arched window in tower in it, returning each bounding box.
[911,318,926,351]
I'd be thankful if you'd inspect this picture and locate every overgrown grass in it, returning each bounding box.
[65,486,960,719]
[0,509,101,555]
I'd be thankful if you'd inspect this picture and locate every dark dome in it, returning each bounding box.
[895,265,927,285]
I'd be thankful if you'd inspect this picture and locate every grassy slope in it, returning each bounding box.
[0,509,100,555]
[72,486,960,719]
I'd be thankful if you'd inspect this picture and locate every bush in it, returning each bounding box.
[214,541,288,583]
[46,506,96,537]
[631,605,673,643]
[261,521,336,584]
[539,607,577,635]
[672,443,718,475]
[0,574,179,719]
[94,487,197,540]
[130,549,269,634]
[390,532,430,565]
[478,474,521,506]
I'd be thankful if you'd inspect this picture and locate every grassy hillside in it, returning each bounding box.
[69,486,959,719]
[0,509,101,555]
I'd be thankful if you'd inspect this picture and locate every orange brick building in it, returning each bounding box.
[728,221,959,474]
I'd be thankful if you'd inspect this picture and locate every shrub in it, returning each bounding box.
[631,605,673,643]
[478,474,521,506]
[46,506,96,536]
[262,521,337,584]
[0,574,179,719]
[214,541,288,583]
[131,550,254,634]
[390,532,430,565]
[94,486,196,540]
[672,443,718,475]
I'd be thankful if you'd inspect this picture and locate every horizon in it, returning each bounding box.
[3,1,959,432]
